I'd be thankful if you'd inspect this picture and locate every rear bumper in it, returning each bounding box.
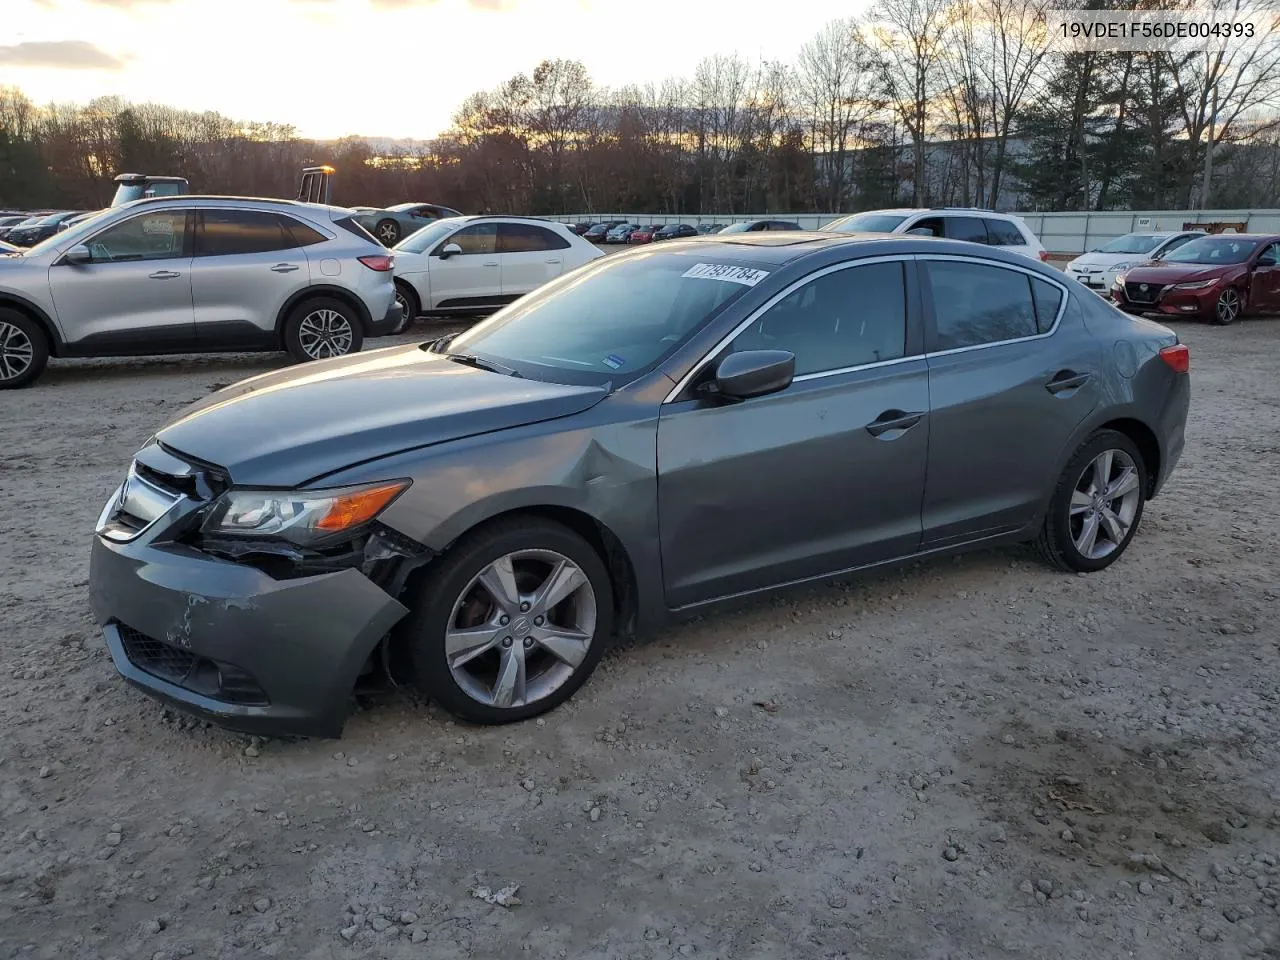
[367,301,403,337]
[1152,372,1189,498]
[89,533,408,738]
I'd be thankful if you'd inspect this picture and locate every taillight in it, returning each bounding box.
[1038,250,1051,262]
[1159,343,1189,373]
[358,254,394,271]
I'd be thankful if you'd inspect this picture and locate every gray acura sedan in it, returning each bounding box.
[89,232,1190,737]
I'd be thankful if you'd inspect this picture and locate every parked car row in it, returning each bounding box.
[576,221,725,243]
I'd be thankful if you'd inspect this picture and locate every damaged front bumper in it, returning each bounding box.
[88,443,417,738]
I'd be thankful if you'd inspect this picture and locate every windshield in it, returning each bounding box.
[824,213,910,233]
[393,217,465,254]
[38,212,71,225]
[1097,234,1163,255]
[441,251,764,386]
[719,222,753,233]
[1161,235,1259,265]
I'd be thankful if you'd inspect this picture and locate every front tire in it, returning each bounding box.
[392,281,420,334]
[0,309,48,389]
[375,219,401,246]
[1211,286,1243,325]
[396,517,614,724]
[1035,429,1147,573]
[283,297,364,363]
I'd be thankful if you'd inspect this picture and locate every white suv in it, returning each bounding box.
[391,216,603,320]
[823,208,1049,262]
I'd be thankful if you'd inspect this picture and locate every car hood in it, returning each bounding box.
[156,344,609,487]
[1068,253,1143,269]
[1121,262,1232,283]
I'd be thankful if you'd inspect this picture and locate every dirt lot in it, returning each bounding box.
[2,314,1280,960]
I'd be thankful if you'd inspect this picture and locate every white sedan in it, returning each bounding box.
[1064,231,1203,294]
[390,216,604,326]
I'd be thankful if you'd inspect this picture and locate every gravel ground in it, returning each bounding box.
[2,314,1279,960]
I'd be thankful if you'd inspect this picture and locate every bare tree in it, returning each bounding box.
[974,0,1051,206]
[795,19,882,210]
[867,0,956,204]
[692,54,753,213]
[1166,0,1280,207]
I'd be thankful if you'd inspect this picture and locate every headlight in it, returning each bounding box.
[1171,278,1218,291]
[201,480,409,546]
[1111,261,1132,271]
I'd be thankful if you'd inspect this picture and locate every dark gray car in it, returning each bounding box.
[89,233,1191,737]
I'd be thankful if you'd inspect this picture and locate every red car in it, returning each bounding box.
[628,224,664,244]
[1111,233,1280,325]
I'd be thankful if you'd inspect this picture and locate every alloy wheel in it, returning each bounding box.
[445,549,597,709]
[377,222,399,244]
[0,320,34,382]
[1069,448,1142,560]
[1216,288,1241,324]
[297,309,354,359]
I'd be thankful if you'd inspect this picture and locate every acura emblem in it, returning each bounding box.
[1140,284,1148,292]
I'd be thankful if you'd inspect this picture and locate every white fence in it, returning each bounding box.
[551,209,1280,255]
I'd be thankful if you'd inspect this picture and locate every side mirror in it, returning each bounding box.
[437,242,462,259]
[709,350,795,400]
[1258,255,1277,268]
[64,244,92,264]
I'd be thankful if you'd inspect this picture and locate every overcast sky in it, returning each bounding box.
[2,0,862,139]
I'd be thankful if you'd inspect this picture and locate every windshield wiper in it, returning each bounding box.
[443,353,521,377]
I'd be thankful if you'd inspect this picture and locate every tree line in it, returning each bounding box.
[2,0,1279,217]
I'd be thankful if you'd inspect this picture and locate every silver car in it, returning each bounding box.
[0,196,400,389]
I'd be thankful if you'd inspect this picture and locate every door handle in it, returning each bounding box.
[545,258,562,264]
[865,409,924,438]
[148,270,181,280]
[270,263,300,273]
[483,262,499,267]
[1046,370,1091,394]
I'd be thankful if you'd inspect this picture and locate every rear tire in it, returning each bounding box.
[0,309,49,390]
[282,297,364,363]
[1035,429,1147,573]
[395,517,614,725]
[375,219,400,246]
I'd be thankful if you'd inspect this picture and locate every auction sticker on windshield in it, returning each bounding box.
[682,263,770,286]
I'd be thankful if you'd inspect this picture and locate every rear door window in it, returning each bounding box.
[985,219,1026,245]
[945,217,990,244]
[197,210,294,257]
[924,260,1040,350]
[499,223,571,253]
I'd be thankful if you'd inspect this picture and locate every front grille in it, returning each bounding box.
[119,625,199,683]
[1124,281,1165,304]
[117,624,269,706]
[98,444,229,543]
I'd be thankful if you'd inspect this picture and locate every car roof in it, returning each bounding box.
[118,195,350,217]
[1184,233,1279,242]
[642,231,1075,273]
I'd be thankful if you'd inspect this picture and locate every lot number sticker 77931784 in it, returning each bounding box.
[681,263,770,286]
